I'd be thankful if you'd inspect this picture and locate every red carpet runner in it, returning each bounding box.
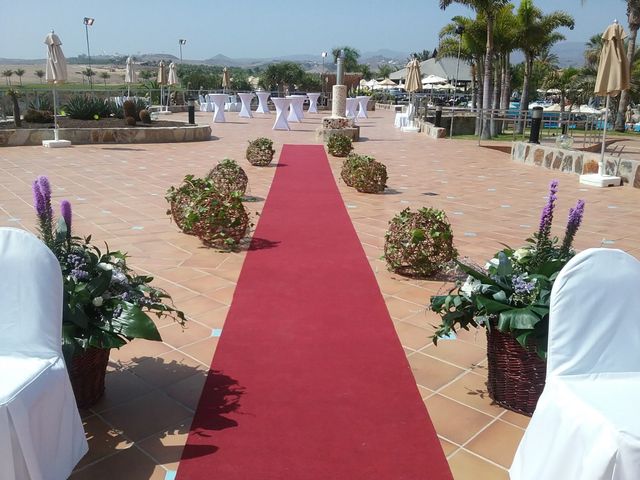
[177,145,452,479]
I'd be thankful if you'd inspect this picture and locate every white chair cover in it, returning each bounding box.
[0,228,88,480]
[394,103,414,128]
[198,94,210,112]
[511,248,640,480]
[224,94,240,112]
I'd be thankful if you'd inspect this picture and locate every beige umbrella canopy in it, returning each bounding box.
[405,59,422,93]
[595,21,630,96]
[166,62,179,110]
[594,21,631,176]
[124,56,136,96]
[222,67,230,91]
[378,78,397,88]
[157,60,167,85]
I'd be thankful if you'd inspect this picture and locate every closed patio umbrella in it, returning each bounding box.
[124,56,136,97]
[404,59,422,128]
[222,67,230,93]
[44,30,68,145]
[157,60,167,111]
[166,62,179,112]
[581,20,630,186]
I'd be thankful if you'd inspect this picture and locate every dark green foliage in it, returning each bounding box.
[326,133,353,157]
[24,109,54,123]
[384,207,457,278]
[64,95,110,120]
[340,154,388,193]
[125,116,136,126]
[246,137,275,166]
[123,99,136,119]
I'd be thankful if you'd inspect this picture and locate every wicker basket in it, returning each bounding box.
[486,325,546,416]
[68,347,110,409]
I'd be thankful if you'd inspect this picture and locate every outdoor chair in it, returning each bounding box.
[510,248,640,480]
[198,94,211,112]
[0,228,88,480]
[225,94,240,112]
[394,103,415,129]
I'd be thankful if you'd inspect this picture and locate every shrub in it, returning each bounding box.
[384,207,457,278]
[326,133,353,157]
[123,100,136,119]
[64,95,110,120]
[207,158,248,197]
[125,116,136,126]
[24,109,54,123]
[246,137,275,166]
[139,109,151,124]
[166,175,250,249]
[340,154,387,193]
[106,99,123,119]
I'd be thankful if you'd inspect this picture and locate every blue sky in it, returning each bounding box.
[0,0,629,60]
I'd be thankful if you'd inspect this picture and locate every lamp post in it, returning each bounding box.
[83,17,95,90]
[321,51,327,100]
[179,39,187,63]
[450,23,464,138]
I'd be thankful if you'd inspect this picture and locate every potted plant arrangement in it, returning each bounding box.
[429,180,586,415]
[326,133,353,157]
[340,154,388,194]
[384,207,457,277]
[246,137,276,166]
[31,176,186,408]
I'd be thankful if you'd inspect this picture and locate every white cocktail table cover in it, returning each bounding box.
[255,91,271,113]
[0,228,88,480]
[345,97,358,118]
[307,93,321,114]
[356,95,370,118]
[511,248,640,480]
[208,93,228,123]
[238,92,255,118]
[272,97,291,130]
[286,95,305,122]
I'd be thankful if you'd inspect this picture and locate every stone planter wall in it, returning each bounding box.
[511,141,640,188]
[0,125,212,147]
[419,121,446,139]
[375,103,403,112]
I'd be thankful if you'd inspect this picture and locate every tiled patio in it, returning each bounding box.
[1,108,639,479]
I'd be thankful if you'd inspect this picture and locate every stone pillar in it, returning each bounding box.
[332,85,347,118]
[336,53,345,86]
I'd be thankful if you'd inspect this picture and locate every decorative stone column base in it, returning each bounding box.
[315,115,360,142]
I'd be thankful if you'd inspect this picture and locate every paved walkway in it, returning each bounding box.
[1,109,639,479]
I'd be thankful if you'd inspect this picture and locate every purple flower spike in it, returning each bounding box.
[61,200,72,230]
[37,176,51,200]
[561,199,586,255]
[538,180,559,243]
[32,180,46,218]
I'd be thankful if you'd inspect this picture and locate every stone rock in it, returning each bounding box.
[552,151,564,170]
[619,160,634,184]
[583,159,599,174]
[533,148,544,166]
[561,155,573,172]
[573,155,583,173]
[545,152,554,168]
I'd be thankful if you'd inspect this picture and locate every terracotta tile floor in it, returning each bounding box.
[2,108,640,479]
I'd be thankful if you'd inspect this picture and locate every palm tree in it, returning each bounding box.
[543,67,580,118]
[377,64,397,79]
[440,0,510,139]
[492,5,518,135]
[2,70,13,86]
[514,0,574,133]
[584,34,603,70]
[35,69,45,84]
[616,0,640,129]
[99,71,110,86]
[139,69,153,81]
[14,69,25,86]
[410,49,432,61]
[331,46,360,73]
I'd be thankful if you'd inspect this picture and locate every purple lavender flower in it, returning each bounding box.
[37,176,51,201]
[560,199,586,255]
[60,200,72,230]
[538,180,558,241]
[32,180,46,218]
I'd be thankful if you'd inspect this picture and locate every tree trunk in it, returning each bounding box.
[615,24,638,131]
[476,58,484,135]
[491,55,501,136]
[470,61,477,113]
[518,55,533,135]
[500,52,511,136]
[481,18,495,140]
[10,93,21,128]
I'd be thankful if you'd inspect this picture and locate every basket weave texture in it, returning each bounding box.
[486,325,546,416]
[68,347,110,409]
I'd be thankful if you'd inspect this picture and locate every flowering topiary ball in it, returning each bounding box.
[340,154,388,193]
[326,133,353,157]
[246,137,275,166]
[384,207,457,277]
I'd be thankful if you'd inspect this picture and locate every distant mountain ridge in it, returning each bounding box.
[0,42,587,69]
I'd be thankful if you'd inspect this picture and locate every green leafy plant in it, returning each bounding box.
[166,174,250,249]
[326,133,353,157]
[384,207,457,278]
[340,154,388,193]
[430,180,586,359]
[207,158,249,197]
[31,176,185,364]
[246,137,275,166]
[64,95,110,120]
